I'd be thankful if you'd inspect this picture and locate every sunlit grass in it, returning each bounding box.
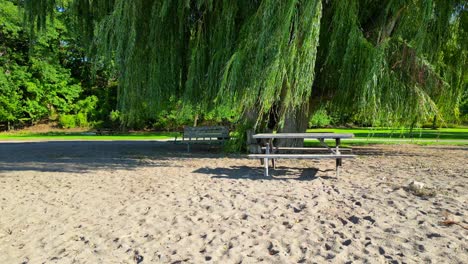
[306,127,468,140]
[1,127,466,146]
[0,131,178,141]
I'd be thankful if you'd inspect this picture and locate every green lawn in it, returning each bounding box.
[307,127,468,140]
[304,127,468,146]
[0,127,466,146]
[0,131,178,141]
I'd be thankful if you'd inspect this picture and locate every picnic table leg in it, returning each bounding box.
[264,142,270,177]
[335,138,342,177]
[259,141,265,165]
[269,139,276,169]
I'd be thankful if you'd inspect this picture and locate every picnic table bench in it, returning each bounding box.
[248,133,356,177]
[176,126,230,152]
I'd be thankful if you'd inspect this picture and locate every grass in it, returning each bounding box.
[304,139,467,147]
[303,127,468,146]
[307,127,468,140]
[0,131,178,141]
[305,127,468,146]
[0,127,466,146]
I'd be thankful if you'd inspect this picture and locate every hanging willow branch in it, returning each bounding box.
[316,0,467,126]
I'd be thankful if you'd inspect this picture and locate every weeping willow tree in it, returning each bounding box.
[24,0,467,146]
[316,0,467,128]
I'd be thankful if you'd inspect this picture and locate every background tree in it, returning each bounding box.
[0,0,118,129]
[22,0,468,147]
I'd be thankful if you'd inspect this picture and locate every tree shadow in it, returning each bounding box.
[0,140,229,174]
[194,166,335,181]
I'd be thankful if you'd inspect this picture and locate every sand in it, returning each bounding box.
[0,141,466,263]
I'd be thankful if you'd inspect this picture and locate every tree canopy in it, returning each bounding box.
[18,0,468,136]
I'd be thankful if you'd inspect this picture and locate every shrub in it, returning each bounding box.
[59,114,76,128]
[309,108,334,128]
[109,110,120,122]
[75,112,88,127]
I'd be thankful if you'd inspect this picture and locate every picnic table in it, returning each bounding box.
[248,133,356,177]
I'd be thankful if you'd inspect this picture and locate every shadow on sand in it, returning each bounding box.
[194,166,336,181]
[2,140,449,175]
[0,140,229,173]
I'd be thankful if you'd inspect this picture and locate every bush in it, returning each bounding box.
[59,114,76,128]
[109,110,120,122]
[309,109,334,128]
[75,112,88,127]
[152,109,194,131]
[460,114,468,125]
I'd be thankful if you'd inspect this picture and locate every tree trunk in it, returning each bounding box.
[277,106,310,147]
[431,115,437,129]
[244,108,261,153]
[193,114,199,127]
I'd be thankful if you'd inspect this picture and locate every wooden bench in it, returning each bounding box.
[249,133,356,177]
[176,126,230,152]
[96,128,116,135]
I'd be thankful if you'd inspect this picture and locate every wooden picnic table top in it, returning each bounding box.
[252,133,354,139]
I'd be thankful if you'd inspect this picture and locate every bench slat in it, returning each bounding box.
[248,154,356,159]
[253,133,354,139]
[260,147,351,151]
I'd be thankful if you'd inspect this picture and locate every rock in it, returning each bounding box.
[338,217,348,226]
[348,215,360,224]
[408,180,425,190]
[378,246,385,255]
[363,216,375,224]
[342,239,352,246]
[134,250,144,264]
[417,244,425,252]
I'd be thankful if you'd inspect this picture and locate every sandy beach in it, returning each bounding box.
[0,141,466,263]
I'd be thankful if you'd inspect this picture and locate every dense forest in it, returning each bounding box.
[1,0,467,138]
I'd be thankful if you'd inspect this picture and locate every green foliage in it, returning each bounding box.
[317,0,467,127]
[460,89,468,124]
[309,109,334,128]
[109,110,120,122]
[57,0,322,129]
[152,109,193,132]
[0,71,22,124]
[74,95,98,120]
[0,0,107,129]
[58,114,76,128]
[75,113,87,127]
[151,99,238,131]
